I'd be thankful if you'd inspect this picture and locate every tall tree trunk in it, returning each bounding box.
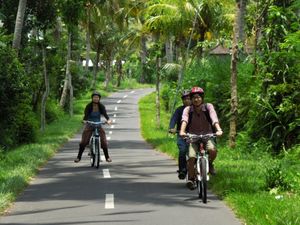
[53,17,62,43]
[238,0,246,44]
[165,37,173,63]
[156,55,161,128]
[59,32,72,109]
[253,1,268,77]
[85,6,91,71]
[67,33,73,116]
[41,41,49,132]
[253,24,259,76]
[140,35,147,83]
[92,43,101,90]
[85,30,91,71]
[104,59,111,90]
[229,1,242,148]
[116,59,123,87]
[12,0,27,53]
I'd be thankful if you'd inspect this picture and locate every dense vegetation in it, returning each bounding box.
[1,0,298,153]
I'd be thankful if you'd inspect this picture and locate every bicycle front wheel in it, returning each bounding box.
[196,164,202,199]
[90,138,95,167]
[200,158,207,203]
[95,138,100,169]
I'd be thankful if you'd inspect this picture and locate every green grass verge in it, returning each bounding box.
[139,92,300,225]
[0,113,83,215]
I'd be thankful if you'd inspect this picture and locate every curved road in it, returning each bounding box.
[0,89,241,225]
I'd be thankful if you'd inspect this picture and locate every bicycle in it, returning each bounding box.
[85,121,106,169]
[185,133,216,203]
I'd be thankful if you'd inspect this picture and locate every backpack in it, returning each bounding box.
[187,103,216,133]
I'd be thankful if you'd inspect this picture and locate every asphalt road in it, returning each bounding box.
[0,88,242,225]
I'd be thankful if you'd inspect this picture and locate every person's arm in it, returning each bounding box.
[83,103,90,121]
[214,122,223,136]
[180,121,188,136]
[169,108,180,133]
[179,106,190,136]
[207,103,223,136]
[100,104,112,125]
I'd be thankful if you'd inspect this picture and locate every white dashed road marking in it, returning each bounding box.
[123,95,128,98]
[111,125,115,129]
[103,169,111,178]
[105,194,114,209]
[114,107,118,111]
[109,131,112,134]
[113,114,116,118]
[107,136,111,140]
[112,119,116,123]
[130,91,135,94]
[117,100,121,104]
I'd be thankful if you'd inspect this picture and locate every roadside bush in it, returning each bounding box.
[265,161,291,191]
[45,99,64,123]
[16,106,38,144]
[0,46,38,148]
[71,63,91,97]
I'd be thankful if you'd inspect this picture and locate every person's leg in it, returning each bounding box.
[177,136,188,179]
[186,143,197,190]
[99,127,111,162]
[206,138,217,175]
[74,126,92,162]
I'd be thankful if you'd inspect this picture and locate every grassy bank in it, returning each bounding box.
[0,90,92,215]
[139,92,300,225]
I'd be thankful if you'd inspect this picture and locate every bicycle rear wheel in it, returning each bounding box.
[200,158,207,203]
[95,138,100,169]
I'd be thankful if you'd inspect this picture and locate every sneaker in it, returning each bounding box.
[178,171,186,180]
[106,158,112,162]
[186,180,196,190]
[74,158,80,163]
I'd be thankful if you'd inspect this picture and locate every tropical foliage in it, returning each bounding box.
[0,0,298,155]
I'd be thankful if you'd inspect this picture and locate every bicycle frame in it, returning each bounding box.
[185,133,216,203]
[86,121,106,168]
[196,143,210,182]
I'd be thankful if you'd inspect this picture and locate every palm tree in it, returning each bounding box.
[89,5,116,90]
[58,0,83,116]
[84,1,92,71]
[143,0,197,118]
[12,0,27,54]
[143,0,194,126]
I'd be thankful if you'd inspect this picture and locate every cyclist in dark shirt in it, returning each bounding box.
[169,90,191,179]
[74,91,112,163]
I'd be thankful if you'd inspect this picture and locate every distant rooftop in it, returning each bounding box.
[209,44,230,55]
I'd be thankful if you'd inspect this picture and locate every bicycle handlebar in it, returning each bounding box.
[85,120,107,124]
[184,133,216,142]
[186,133,216,138]
[84,121,107,127]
